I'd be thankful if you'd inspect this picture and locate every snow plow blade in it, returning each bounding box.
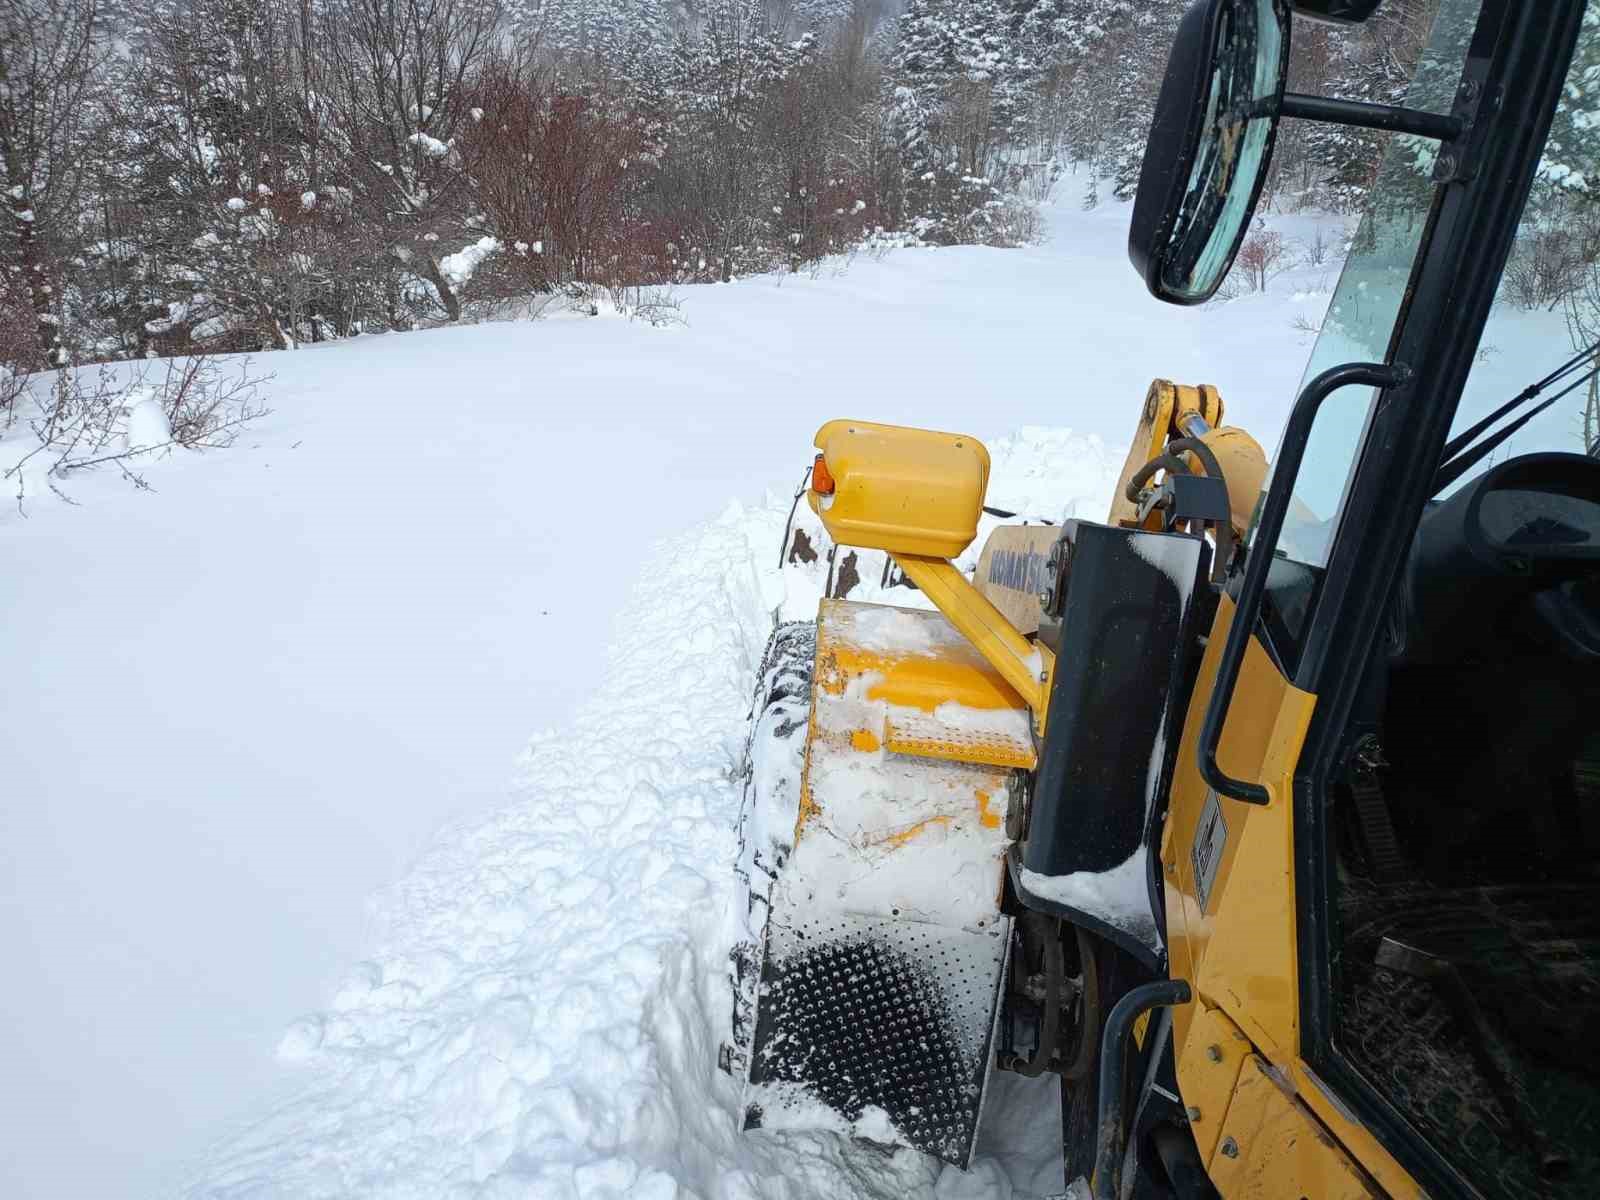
[739,599,1030,1167]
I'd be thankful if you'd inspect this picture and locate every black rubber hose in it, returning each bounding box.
[1092,979,1193,1200]
[1166,436,1223,486]
[1007,917,1064,1078]
[1168,435,1234,582]
[1124,453,1191,504]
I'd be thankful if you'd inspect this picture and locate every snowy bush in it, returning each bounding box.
[2,355,270,511]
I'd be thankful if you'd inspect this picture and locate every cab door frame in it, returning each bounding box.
[1284,2,1586,1195]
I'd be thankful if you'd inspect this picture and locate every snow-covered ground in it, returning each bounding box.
[2,192,1342,1199]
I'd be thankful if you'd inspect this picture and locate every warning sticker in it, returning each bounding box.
[1192,789,1228,913]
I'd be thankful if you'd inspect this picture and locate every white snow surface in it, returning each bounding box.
[441,236,503,287]
[1020,850,1157,950]
[1,192,1335,1198]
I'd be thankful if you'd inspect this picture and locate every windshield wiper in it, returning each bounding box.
[1431,336,1600,495]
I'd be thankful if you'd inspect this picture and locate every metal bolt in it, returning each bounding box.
[1038,587,1054,609]
[1186,1106,1202,1122]
[1206,1044,1223,1063]
[1220,1136,1240,1158]
[1165,860,1176,875]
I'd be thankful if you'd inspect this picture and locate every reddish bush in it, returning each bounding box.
[1236,229,1288,293]
[460,59,643,292]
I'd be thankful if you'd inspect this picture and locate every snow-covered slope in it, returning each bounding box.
[1,193,1336,1199]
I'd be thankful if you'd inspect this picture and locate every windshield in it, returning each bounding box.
[1283,3,1600,566]
[1442,8,1600,484]
[1275,0,1478,565]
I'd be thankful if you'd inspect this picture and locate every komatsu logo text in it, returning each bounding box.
[986,549,1049,596]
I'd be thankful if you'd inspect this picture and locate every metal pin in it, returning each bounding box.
[1220,1136,1240,1158]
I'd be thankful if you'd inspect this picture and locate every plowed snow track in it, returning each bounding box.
[186,436,1111,1199]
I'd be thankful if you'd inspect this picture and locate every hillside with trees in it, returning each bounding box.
[1,0,1497,373]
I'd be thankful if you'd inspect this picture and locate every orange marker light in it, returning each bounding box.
[811,453,835,496]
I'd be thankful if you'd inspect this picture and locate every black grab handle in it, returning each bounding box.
[1091,979,1193,1200]
[1198,361,1408,805]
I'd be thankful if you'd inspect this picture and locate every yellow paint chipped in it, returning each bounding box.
[873,814,952,850]
[792,702,824,840]
[976,790,1001,829]
[850,729,881,752]
[796,781,820,836]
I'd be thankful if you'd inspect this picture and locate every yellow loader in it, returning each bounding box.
[728,1,1600,1196]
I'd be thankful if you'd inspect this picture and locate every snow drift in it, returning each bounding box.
[183,429,1120,1199]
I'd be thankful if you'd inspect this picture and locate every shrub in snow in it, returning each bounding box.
[1235,229,1289,294]
[1,355,270,511]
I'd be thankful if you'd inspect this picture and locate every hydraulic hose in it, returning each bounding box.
[1167,435,1223,487]
[1124,453,1191,504]
[1168,435,1234,582]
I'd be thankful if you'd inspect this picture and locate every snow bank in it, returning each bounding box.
[186,497,941,1198]
[185,427,1116,1198]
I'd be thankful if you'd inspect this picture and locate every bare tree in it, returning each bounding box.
[325,0,505,321]
[0,0,105,365]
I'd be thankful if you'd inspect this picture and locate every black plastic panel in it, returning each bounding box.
[1012,522,1209,962]
[1023,522,1208,875]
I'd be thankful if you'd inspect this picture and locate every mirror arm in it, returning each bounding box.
[1251,93,1463,141]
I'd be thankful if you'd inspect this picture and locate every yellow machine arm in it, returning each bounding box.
[1109,381,1268,539]
[804,396,1263,735]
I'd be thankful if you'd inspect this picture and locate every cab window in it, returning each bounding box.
[1322,6,1600,1195]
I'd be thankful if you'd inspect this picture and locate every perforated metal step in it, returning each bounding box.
[746,911,1010,1166]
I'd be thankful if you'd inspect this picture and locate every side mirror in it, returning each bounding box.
[1129,0,1292,305]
